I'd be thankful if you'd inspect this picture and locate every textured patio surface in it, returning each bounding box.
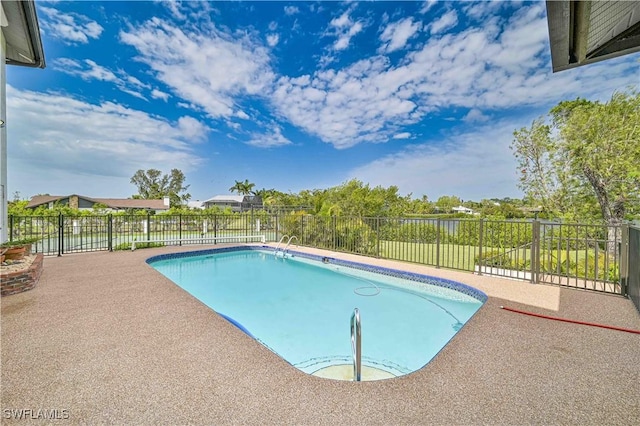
[2,244,639,425]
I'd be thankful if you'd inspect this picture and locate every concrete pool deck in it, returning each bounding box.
[2,244,639,424]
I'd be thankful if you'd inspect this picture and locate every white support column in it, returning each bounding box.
[0,27,8,243]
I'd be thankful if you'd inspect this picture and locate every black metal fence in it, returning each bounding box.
[626,226,640,313]
[8,213,275,255]
[7,213,631,296]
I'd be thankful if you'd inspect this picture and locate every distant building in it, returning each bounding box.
[452,205,475,215]
[26,195,170,213]
[203,195,263,212]
[187,200,205,210]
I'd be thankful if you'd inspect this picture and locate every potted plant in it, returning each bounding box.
[0,237,40,261]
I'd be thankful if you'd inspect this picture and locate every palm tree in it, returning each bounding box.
[229,179,256,196]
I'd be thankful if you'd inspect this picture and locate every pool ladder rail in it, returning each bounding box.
[274,235,298,257]
[351,308,361,382]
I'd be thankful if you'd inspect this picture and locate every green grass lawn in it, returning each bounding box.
[378,240,618,281]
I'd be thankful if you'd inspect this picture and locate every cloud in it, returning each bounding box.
[378,17,422,53]
[120,18,274,119]
[39,6,103,44]
[245,125,292,148]
[348,120,524,200]
[271,56,420,149]
[328,10,365,51]
[115,1,638,156]
[419,1,438,15]
[6,86,206,191]
[463,1,509,20]
[151,89,170,101]
[430,10,458,35]
[463,109,490,123]
[53,58,148,99]
[235,110,250,120]
[53,58,118,82]
[267,34,280,47]
[393,132,411,139]
[284,6,299,16]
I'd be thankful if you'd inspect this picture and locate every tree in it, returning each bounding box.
[229,179,256,196]
[435,195,462,213]
[130,169,191,207]
[511,118,567,215]
[512,89,640,251]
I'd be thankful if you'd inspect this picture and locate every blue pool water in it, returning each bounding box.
[148,247,486,379]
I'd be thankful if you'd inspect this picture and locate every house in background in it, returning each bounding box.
[452,205,475,215]
[187,200,205,210]
[203,195,263,212]
[26,195,170,213]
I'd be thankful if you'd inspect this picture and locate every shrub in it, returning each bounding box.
[113,242,165,251]
[475,250,511,268]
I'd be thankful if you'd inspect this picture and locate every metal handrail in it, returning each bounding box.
[351,308,361,382]
[284,235,298,253]
[274,235,289,253]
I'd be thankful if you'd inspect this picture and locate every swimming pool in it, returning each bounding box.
[147,247,486,380]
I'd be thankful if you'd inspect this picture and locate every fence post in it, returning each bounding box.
[376,217,380,258]
[620,223,629,296]
[57,213,63,257]
[108,214,113,252]
[8,215,13,241]
[436,218,440,268]
[146,214,151,242]
[477,219,484,275]
[300,216,304,245]
[532,220,540,284]
[179,214,183,246]
[331,216,338,250]
[274,213,278,243]
[214,215,218,245]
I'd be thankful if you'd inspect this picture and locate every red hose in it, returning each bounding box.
[500,306,640,335]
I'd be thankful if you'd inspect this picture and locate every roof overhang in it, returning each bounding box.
[546,0,640,72]
[1,0,46,68]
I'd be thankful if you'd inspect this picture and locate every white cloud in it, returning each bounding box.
[348,120,524,200]
[267,34,280,47]
[284,6,299,16]
[246,125,292,148]
[393,132,411,139]
[419,1,438,15]
[53,58,118,82]
[39,6,103,44]
[235,110,250,120]
[463,109,490,123]
[379,17,422,53]
[271,56,419,149]
[463,1,508,20]
[269,2,639,150]
[120,18,274,119]
[6,86,206,197]
[53,58,148,99]
[430,10,458,35]
[177,116,210,142]
[151,89,170,101]
[328,10,365,51]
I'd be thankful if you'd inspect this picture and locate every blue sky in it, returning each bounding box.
[6,1,640,203]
